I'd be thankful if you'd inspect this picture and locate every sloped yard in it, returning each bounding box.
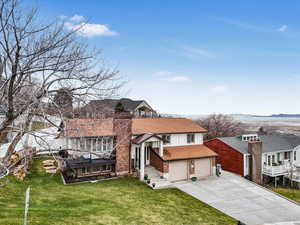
[270,187,300,203]
[0,158,236,225]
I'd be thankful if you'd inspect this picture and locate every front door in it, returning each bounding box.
[145,146,150,166]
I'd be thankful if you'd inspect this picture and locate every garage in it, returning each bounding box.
[169,160,188,182]
[194,158,211,178]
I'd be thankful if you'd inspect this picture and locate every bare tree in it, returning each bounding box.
[195,114,245,140]
[0,0,122,167]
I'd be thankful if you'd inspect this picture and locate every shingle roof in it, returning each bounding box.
[217,134,300,154]
[63,117,206,138]
[132,118,207,135]
[64,118,115,137]
[83,98,144,113]
[163,145,217,161]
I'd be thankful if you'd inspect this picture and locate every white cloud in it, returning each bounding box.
[153,71,171,76]
[164,76,190,82]
[62,15,118,37]
[182,46,216,59]
[277,25,287,32]
[69,14,86,23]
[69,23,118,37]
[210,85,227,93]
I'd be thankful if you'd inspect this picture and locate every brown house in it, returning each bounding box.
[60,116,217,183]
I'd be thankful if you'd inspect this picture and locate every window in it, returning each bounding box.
[79,138,85,150]
[92,138,97,152]
[264,154,267,165]
[277,153,281,163]
[102,137,113,153]
[97,138,102,152]
[103,138,108,152]
[86,139,92,151]
[268,155,271,166]
[272,155,275,165]
[102,164,111,171]
[162,135,171,144]
[81,167,91,174]
[284,152,290,160]
[294,151,297,161]
[92,166,100,173]
[187,134,195,143]
[72,138,79,149]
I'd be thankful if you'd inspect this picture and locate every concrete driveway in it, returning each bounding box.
[174,171,300,225]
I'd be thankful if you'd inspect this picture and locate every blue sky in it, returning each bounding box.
[36,0,300,115]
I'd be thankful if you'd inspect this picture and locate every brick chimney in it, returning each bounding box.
[248,140,263,184]
[113,112,132,175]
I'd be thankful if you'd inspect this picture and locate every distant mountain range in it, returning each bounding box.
[233,114,300,118]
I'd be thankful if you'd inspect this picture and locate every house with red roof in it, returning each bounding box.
[59,113,217,184]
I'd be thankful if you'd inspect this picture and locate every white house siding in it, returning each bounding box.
[163,133,203,147]
[262,150,294,166]
[294,146,300,165]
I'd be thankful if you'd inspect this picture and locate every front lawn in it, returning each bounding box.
[270,187,300,203]
[0,158,236,225]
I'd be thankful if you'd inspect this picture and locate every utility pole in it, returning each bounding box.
[24,186,31,225]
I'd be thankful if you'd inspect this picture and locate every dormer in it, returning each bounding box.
[241,134,259,142]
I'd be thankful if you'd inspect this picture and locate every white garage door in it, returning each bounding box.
[169,160,188,182]
[194,158,211,178]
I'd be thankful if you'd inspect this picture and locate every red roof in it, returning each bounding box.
[132,118,206,135]
[162,145,217,161]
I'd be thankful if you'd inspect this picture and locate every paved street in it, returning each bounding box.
[174,171,300,225]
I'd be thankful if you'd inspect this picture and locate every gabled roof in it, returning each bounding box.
[82,98,147,113]
[217,134,300,154]
[63,117,206,138]
[132,118,206,135]
[132,133,162,144]
[163,145,217,161]
[64,118,115,137]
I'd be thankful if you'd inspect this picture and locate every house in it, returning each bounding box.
[78,98,157,118]
[205,134,300,185]
[60,115,217,183]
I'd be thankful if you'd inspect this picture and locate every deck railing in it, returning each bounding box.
[288,169,300,182]
[263,165,289,176]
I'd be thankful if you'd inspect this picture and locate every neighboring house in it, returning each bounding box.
[78,98,157,118]
[0,127,64,160]
[60,115,217,183]
[205,134,300,184]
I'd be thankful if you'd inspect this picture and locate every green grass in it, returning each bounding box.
[0,159,236,225]
[270,187,300,203]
